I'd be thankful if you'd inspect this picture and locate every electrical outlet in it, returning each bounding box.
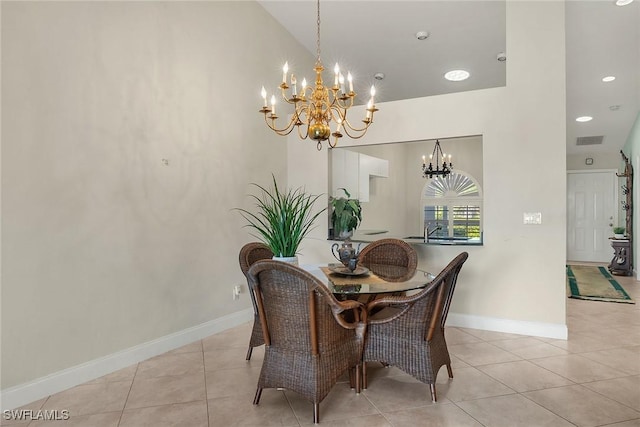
[233,285,241,300]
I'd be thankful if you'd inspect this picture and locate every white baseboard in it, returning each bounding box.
[447,312,568,340]
[1,308,253,411]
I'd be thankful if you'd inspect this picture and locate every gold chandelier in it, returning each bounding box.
[259,0,378,150]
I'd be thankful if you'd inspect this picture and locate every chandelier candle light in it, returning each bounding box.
[422,140,452,178]
[259,0,378,150]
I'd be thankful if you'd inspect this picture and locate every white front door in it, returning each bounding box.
[567,171,618,262]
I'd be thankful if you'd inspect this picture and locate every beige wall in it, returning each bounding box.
[1,1,314,391]
[567,152,624,171]
[290,2,567,333]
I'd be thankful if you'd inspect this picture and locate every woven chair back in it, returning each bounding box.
[358,238,418,270]
[239,242,273,276]
[423,252,468,340]
[248,260,356,355]
[438,252,468,330]
[239,242,274,358]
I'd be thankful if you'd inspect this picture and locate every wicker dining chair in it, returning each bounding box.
[239,242,273,360]
[357,238,418,271]
[358,238,418,302]
[247,260,366,424]
[362,251,468,403]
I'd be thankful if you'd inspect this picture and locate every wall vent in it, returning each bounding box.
[576,136,604,145]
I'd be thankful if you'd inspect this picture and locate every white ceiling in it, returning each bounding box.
[258,0,640,155]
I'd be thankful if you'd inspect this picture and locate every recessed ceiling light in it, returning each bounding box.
[615,0,633,6]
[496,52,507,62]
[602,76,616,82]
[415,31,430,40]
[576,116,593,122]
[444,70,470,81]
[374,72,385,80]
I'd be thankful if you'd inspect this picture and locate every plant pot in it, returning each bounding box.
[614,234,625,239]
[337,230,353,240]
[272,256,299,266]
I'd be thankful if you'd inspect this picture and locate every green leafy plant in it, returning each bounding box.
[236,175,326,257]
[330,188,362,239]
[613,226,625,235]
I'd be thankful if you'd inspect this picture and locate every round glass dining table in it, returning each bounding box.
[303,262,435,296]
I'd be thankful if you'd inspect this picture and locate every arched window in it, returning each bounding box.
[421,171,483,242]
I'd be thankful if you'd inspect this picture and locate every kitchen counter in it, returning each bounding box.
[343,230,483,246]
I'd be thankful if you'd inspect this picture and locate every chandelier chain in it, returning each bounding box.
[316,0,321,63]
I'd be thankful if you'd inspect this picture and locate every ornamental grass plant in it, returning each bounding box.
[236,175,326,258]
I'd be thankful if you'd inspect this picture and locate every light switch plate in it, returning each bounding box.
[523,212,542,225]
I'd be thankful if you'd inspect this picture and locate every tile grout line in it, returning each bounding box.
[200,340,212,427]
[281,389,303,427]
[579,377,640,415]
[116,362,140,427]
[515,391,580,427]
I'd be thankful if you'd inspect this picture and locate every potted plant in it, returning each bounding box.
[330,188,362,240]
[236,175,326,264]
[613,226,626,239]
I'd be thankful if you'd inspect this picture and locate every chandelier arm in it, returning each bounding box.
[279,87,306,106]
[340,127,370,139]
[297,124,310,140]
[280,97,304,106]
[322,89,338,110]
[263,113,298,136]
[293,104,308,123]
[340,115,374,134]
[325,105,342,125]
[333,95,355,110]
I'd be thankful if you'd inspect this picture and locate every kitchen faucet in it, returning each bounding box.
[424,224,442,242]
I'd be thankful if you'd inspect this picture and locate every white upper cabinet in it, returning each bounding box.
[331,150,389,202]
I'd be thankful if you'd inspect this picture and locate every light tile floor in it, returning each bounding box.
[4,275,640,426]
